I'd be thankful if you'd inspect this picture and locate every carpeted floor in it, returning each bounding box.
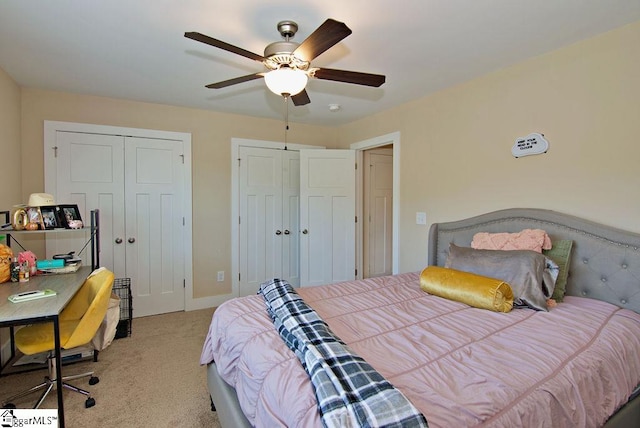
[0,307,221,427]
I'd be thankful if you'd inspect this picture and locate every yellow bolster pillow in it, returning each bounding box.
[420,266,514,313]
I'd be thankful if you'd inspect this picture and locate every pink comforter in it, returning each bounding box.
[201,272,640,427]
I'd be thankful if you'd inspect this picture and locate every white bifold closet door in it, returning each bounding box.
[51,131,185,317]
[237,146,356,295]
[238,147,300,296]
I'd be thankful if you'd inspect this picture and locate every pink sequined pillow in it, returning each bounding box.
[471,229,552,253]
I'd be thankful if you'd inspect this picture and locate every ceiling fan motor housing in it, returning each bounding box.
[264,41,308,70]
[264,21,309,71]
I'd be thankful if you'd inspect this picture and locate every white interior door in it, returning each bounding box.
[299,149,356,287]
[125,137,185,316]
[364,149,393,278]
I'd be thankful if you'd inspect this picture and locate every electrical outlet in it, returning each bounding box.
[217,271,224,282]
[416,212,427,225]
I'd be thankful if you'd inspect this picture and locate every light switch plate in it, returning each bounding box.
[416,212,427,225]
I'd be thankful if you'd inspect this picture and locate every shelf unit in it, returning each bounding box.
[1,209,100,270]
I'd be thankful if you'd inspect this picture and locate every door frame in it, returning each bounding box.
[351,132,401,277]
[231,138,324,297]
[43,121,194,310]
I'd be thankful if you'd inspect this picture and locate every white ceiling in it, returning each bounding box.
[1,1,639,127]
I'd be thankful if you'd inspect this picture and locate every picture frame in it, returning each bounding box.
[25,206,45,230]
[58,204,83,229]
[40,205,63,229]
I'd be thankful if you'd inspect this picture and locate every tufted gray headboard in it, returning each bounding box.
[428,208,640,314]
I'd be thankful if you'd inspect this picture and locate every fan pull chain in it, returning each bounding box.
[283,94,290,150]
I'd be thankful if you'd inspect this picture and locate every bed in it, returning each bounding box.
[201,208,640,427]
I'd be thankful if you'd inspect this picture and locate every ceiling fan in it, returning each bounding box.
[184,19,386,106]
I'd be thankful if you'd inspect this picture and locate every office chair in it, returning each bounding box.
[2,267,115,409]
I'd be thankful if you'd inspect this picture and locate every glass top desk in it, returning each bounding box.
[0,266,92,428]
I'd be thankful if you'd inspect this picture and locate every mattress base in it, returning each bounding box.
[604,394,640,428]
[207,362,251,428]
[207,361,639,428]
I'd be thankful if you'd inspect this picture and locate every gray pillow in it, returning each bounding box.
[445,244,559,311]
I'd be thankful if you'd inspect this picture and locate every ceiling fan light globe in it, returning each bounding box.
[264,68,308,96]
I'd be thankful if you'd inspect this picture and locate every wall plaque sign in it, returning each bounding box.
[512,133,549,158]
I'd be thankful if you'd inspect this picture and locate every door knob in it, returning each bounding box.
[302,229,308,234]
[275,230,282,235]
[115,237,123,244]
[284,229,290,235]
[128,237,136,243]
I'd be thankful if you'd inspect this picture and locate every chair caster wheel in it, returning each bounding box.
[85,397,96,408]
[89,376,99,385]
[4,403,16,409]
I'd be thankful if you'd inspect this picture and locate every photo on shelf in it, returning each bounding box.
[40,205,63,229]
[58,204,83,229]
[25,206,44,230]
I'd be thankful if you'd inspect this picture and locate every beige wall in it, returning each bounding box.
[0,64,21,346]
[337,20,640,273]
[0,67,22,216]
[18,89,338,299]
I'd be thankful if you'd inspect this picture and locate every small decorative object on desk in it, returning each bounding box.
[19,262,29,282]
[0,244,13,283]
[18,250,37,276]
[10,257,20,282]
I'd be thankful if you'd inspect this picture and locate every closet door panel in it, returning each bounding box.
[125,137,185,317]
[238,147,283,297]
[299,149,356,287]
[52,131,125,273]
[282,151,300,287]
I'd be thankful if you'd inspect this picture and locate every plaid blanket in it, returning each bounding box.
[259,278,428,428]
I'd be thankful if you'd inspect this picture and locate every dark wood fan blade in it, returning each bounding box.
[313,68,385,87]
[293,19,352,62]
[205,73,264,89]
[291,90,311,106]
[185,32,265,63]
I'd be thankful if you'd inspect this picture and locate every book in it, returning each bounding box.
[39,262,81,274]
[36,259,65,269]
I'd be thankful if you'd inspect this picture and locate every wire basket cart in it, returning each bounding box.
[113,278,132,338]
